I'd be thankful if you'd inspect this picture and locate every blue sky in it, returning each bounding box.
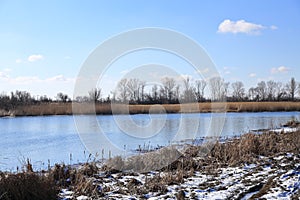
[0,0,299,98]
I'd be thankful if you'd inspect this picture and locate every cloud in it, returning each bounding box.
[270,25,278,30]
[28,54,44,62]
[46,74,75,82]
[249,73,257,78]
[15,59,23,64]
[0,71,9,79]
[13,76,40,84]
[120,70,129,75]
[271,66,290,74]
[218,19,266,35]
[46,75,67,82]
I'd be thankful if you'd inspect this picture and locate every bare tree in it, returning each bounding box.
[127,78,140,102]
[194,80,207,102]
[286,77,297,101]
[248,87,258,101]
[56,92,69,102]
[256,81,267,101]
[231,81,245,101]
[88,88,102,102]
[266,80,277,101]
[274,82,286,101]
[209,77,227,101]
[161,77,176,102]
[182,76,196,102]
[140,81,146,102]
[151,84,159,102]
[116,78,129,102]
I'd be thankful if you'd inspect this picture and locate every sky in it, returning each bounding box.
[0,0,299,99]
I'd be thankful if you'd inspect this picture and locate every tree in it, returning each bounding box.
[56,92,69,102]
[151,84,159,102]
[231,81,245,101]
[88,88,102,102]
[256,81,267,101]
[127,78,140,102]
[208,77,227,101]
[248,87,258,101]
[274,82,286,101]
[160,77,177,103]
[287,77,297,101]
[266,80,277,101]
[194,80,207,102]
[116,78,129,103]
[182,76,196,103]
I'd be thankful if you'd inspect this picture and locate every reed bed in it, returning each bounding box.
[1,101,300,117]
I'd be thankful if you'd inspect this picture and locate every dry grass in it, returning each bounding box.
[0,172,58,200]
[1,128,299,199]
[2,101,300,116]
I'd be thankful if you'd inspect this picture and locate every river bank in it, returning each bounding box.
[1,122,300,199]
[1,102,300,117]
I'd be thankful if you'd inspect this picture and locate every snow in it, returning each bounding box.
[270,127,298,133]
[76,196,88,200]
[59,154,300,200]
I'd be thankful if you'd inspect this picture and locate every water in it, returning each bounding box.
[0,112,299,171]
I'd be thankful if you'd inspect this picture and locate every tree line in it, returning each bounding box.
[1,77,300,110]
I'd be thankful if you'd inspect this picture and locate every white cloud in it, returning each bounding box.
[46,75,75,83]
[28,54,44,62]
[120,70,129,75]
[0,71,9,79]
[249,73,257,78]
[13,76,40,84]
[270,25,278,30]
[218,19,266,35]
[15,59,23,64]
[46,75,67,82]
[271,66,290,74]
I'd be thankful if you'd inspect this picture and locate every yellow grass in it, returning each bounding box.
[1,102,300,116]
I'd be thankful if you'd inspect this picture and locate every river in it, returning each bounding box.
[0,111,299,171]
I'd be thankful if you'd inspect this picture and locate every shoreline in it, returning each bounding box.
[1,101,300,117]
[1,124,300,199]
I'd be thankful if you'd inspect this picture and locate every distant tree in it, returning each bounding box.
[248,87,259,101]
[274,82,286,101]
[256,81,267,101]
[182,76,196,103]
[266,80,277,101]
[116,78,129,103]
[209,77,227,101]
[151,84,159,102]
[56,92,69,102]
[287,77,297,101]
[39,95,52,103]
[88,88,102,102]
[231,81,245,101]
[15,90,33,104]
[0,92,11,110]
[160,77,177,103]
[194,80,207,102]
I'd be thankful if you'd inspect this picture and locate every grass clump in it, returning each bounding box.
[0,172,58,200]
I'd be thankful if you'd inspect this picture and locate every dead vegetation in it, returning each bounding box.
[2,101,300,116]
[1,129,300,199]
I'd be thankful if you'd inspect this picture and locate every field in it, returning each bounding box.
[1,102,300,117]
